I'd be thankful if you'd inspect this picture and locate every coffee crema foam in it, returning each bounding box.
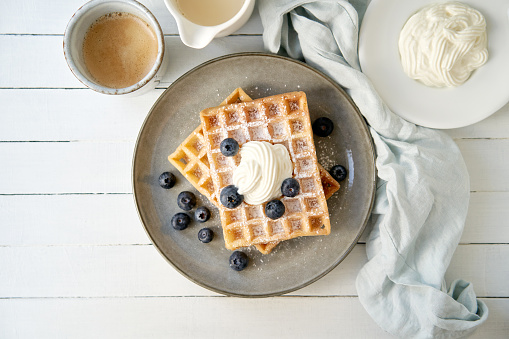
[83,12,158,89]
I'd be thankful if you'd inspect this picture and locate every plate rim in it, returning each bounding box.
[132,52,377,297]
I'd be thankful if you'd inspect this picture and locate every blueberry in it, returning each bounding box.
[195,206,211,222]
[312,117,334,137]
[265,200,285,219]
[220,138,239,157]
[220,185,244,209]
[281,178,300,197]
[229,251,249,271]
[330,165,347,182]
[171,213,190,230]
[177,191,196,211]
[159,172,176,189]
[198,228,214,243]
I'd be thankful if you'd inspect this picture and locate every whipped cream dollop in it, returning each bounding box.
[398,2,488,88]
[233,141,293,205]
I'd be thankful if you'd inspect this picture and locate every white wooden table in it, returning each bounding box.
[1,1,508,337]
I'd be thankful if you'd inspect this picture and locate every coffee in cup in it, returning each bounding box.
[64,0,166,96]
[83,12,158,89]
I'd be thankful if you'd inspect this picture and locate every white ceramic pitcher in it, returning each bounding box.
[163,0,255,49]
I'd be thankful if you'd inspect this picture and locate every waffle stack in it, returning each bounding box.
[200,92,332,251]
[169,89,339,253]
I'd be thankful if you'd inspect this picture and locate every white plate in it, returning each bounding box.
[359,0,509,129]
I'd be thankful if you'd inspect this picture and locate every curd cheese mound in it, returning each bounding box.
[399,2,488,88]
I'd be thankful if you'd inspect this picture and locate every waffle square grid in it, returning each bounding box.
[200,92,331,250]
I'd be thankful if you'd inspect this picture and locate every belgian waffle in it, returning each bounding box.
[200,92,331,250]
[168,88,251,206]
[319,164,341,200]
[255,166,340,254]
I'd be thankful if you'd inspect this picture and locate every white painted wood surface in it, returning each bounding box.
[0,1,508,338]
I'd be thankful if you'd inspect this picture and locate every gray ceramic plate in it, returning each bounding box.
[133,53,376,297]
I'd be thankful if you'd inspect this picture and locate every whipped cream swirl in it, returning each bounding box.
[233,141,293,205]
[399,2,488,88]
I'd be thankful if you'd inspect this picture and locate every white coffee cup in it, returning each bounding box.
[64,0,166,95]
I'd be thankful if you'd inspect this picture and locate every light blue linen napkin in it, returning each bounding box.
[257,0,489,337]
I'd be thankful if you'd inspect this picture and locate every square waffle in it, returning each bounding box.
[168,88,251,206]
[200,92,331,250]
[254,166,339,254]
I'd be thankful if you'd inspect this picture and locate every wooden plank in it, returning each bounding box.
[463,192,509,244]
[0,297,392,339]
[0,36,83,88]
[445,245,509,298]
[0,244,507,298]
[457,139,509,192]
[0,142,134,194]
[0,0,263,35]
[0,245,360,297]
[0,89,162,141]
[0,195,149,246]
[2,139,509,193]
[446,101,509,139]
[2,191,507,247]
[0,244,215,298]
[0,297,505,338]
[0,35,265,88]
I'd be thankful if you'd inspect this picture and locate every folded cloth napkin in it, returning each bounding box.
[257,0,489,337]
